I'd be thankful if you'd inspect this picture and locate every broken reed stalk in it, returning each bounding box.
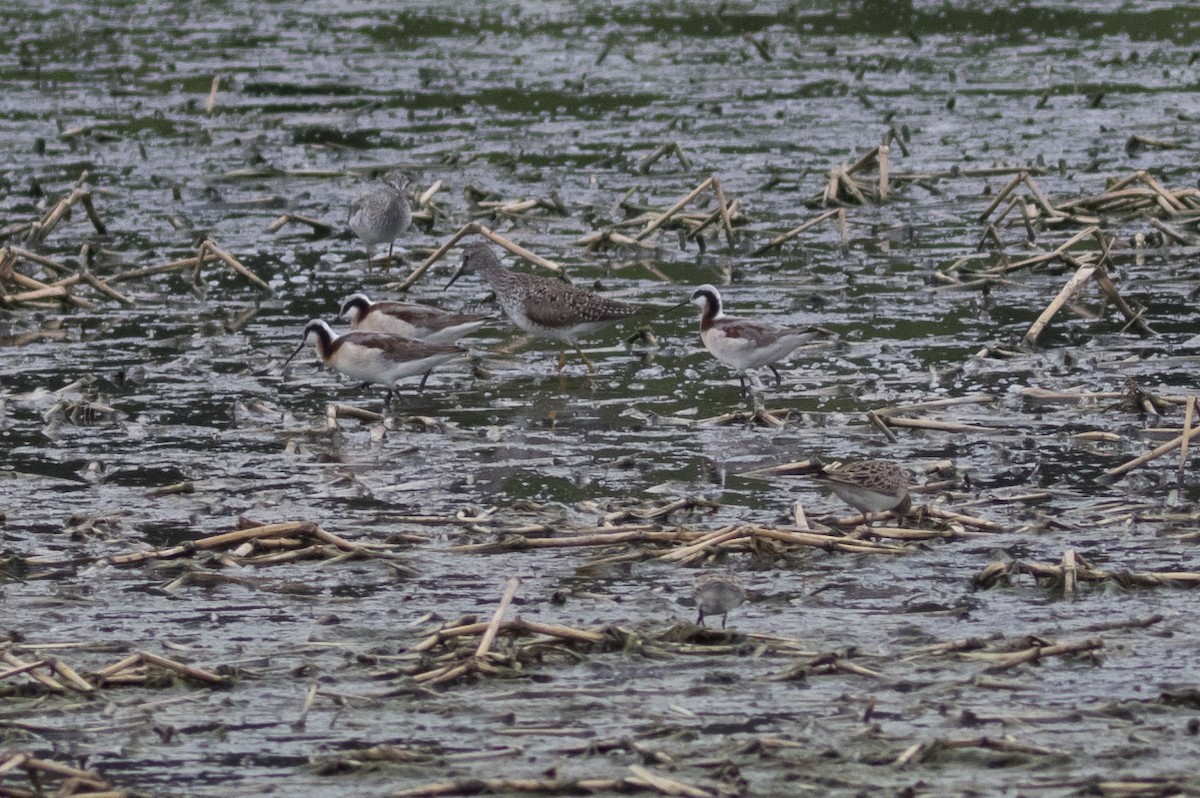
[0,251,96,310]
[871,415,996,434]
[818,143,895,206]
[894,735,1068,766]
[80,271,134,305]
[410,616,614,687]
[636,141,688,174]
[200,73,220,112]
[89,650,229,687]
[711,176,736,245]
[875,393,998,416]
[633,176,715,241]
[444,527,689,554]
[574,228,659,251]
[396,222,560,292]
[1148,217,1197,245]
[474,225,562,272]
[626,764,711,798]
[107,520,357,566]
[197,238,271,292]
[1181,396,1197,486]
[656,525,746,563]
[1022,263,1097,347]
[264,213,334,236]
[1087,260,1155,338]
[921,505,1006,533]
[1104,419,1200,481]
[1020,386,1192,406]
[24,181,108,246]
[413,619,605,653]
[0,658,51,682]
[471,196,568,221]
[1055,232,1154,336]
[969,638,1104,672]
[0,652,67,692]
[683,197,742,242]
[739,458,822,477]
[976,557,1200,589]
[878,142,889,200]
[418,179,443,207]
[977,172,1058,222]
[107,251,222,283]
[752,526,908,555]
[137,650,228,685]
[989,224,1099,274]
[750,208,842,256]
[792,499,810,530]
[1009,228,1151,345]
[327,403,384,424]
[475,577,521,659]
[92,653,142,679]
[601,496,720,524]
[0,752,111,791]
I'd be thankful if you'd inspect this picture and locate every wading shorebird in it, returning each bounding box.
[815,459,912,524]
[348,170,412,269]
[446,241,645,373]
[338,293,489,345]
[283,320,464,408]
[687,284,829,395]
[693,572,746,629]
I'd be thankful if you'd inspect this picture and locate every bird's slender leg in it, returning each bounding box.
[696,609,705,627]
[769,365,783,386]
[417,370,432,392]
[721,613,728,629]
[383,388,394,410]
[555,346,568,373]
[574,344,596,375]
[738,375,748,397]
[383,242,395,272]
[747,373,767,415]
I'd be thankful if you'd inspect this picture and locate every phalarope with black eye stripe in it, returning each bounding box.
[283,319,465,408]
[688,284,829,394]
[339,293,489,345]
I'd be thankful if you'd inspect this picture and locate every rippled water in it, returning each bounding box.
[3,1,1200,796]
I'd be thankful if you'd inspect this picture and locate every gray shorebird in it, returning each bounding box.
[446,241,644,373]
[693,572,745,629]
[688,284,828,395]
[348,171,412,269]
[283,320,464,408]
[815,459,912,523]
[338,293,489,345]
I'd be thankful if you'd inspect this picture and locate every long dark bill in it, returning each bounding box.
[282,339,307,366]
[444,260,468,291]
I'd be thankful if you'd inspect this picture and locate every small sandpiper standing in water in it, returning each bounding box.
[348,171,412,270]
[815,459,912,525]
[693,572,745,629]
[283,320,465,408]
[446,241,645,373]
[339,293,489,345]
[688,284,829,395]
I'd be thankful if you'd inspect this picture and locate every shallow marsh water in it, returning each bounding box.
[2,1,1200,796]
